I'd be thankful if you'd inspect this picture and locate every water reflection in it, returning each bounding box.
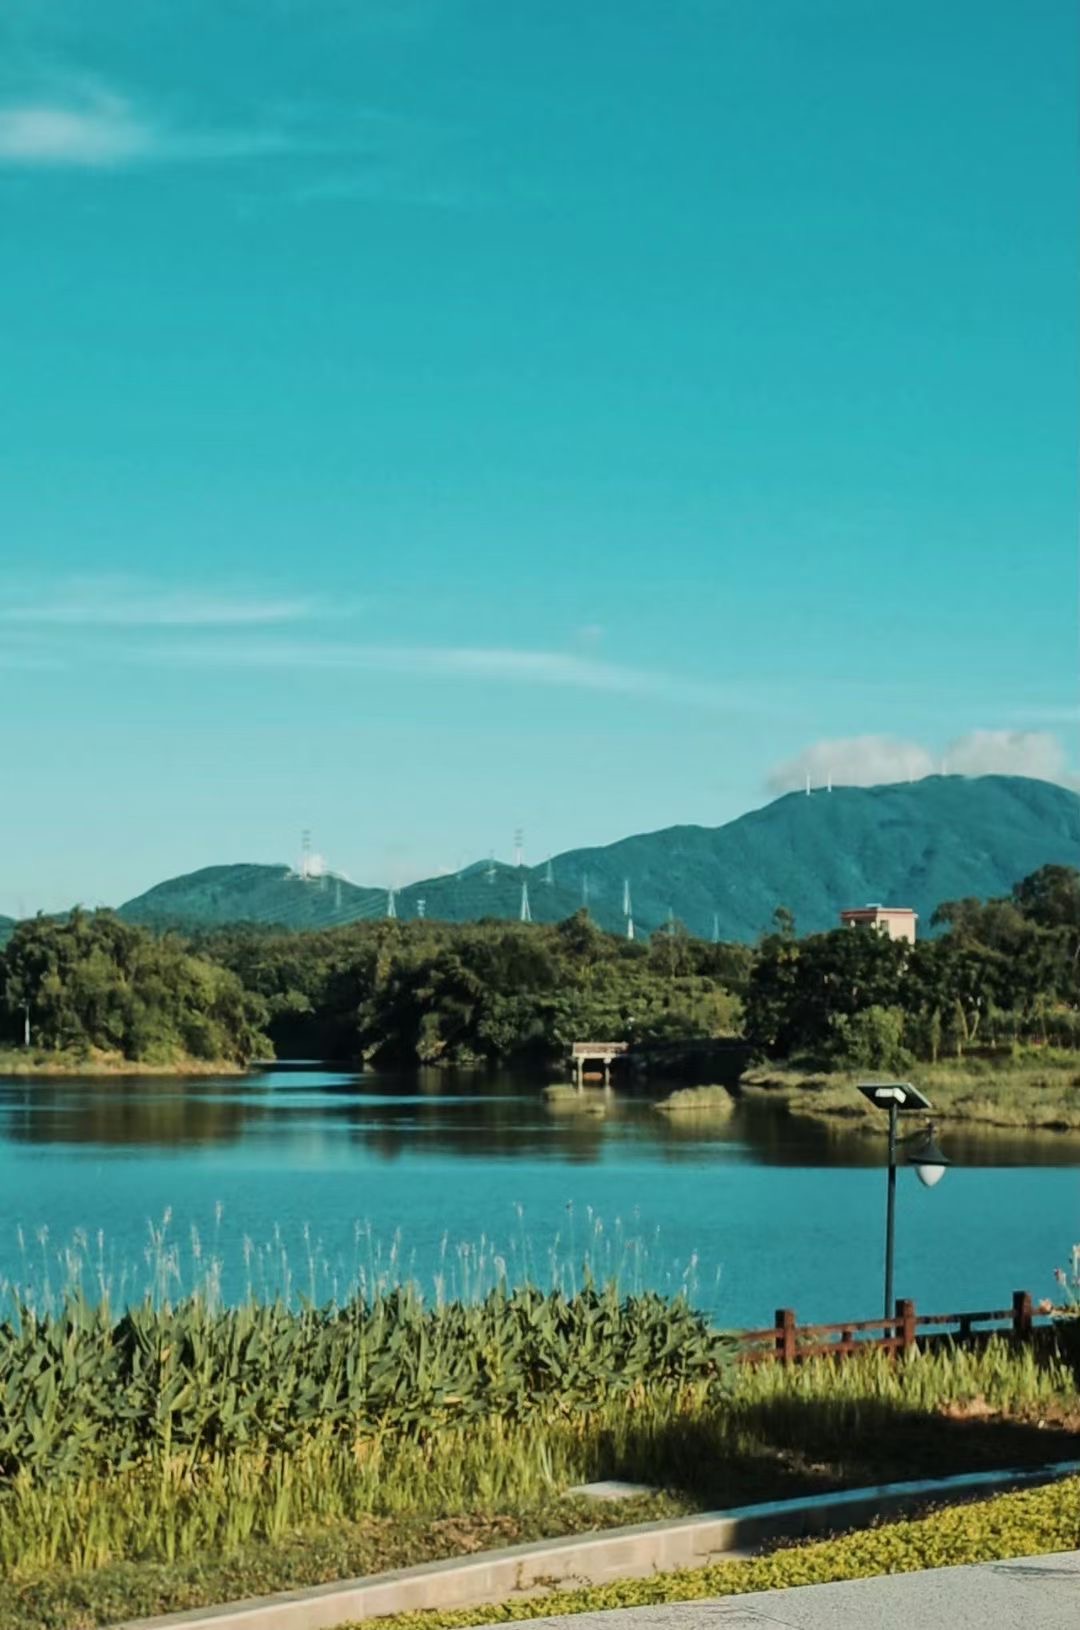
[2,1069,1079,1170]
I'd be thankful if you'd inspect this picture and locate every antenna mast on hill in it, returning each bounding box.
[300,829,313,879]
[486,851,497,883]
[544,857,554,885]
[418,898,426,919]
[520,881,531,923]
[827,772,833,793]
[386,888,397,920]
[805,774,812,797]
[623,879,634,942]
[514,828,524,868]
[712,911,720,944]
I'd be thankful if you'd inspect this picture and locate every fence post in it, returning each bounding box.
[1012,1290,1033,1343]
[775,1308,797,1365]
[895,1297,916,1356]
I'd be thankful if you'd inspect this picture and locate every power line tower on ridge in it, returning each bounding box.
[386,888,396,920]
[520,881,531,923]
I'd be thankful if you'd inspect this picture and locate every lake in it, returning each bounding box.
[0,1066,1076,1328]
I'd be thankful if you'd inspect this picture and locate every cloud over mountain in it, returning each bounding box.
[767,730,1075,794]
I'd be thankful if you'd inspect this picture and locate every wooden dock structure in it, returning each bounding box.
[569,1040,630,1088]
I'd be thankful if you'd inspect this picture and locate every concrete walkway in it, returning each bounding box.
[488,1550,1080,1629]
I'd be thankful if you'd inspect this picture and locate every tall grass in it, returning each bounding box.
[0,1337,1073,1582]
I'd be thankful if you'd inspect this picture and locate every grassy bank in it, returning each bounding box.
[0,1332,1074,1629]
[368,1474,1080,1628]
[742,1051,1080,1131]
[0,1047,247,1077]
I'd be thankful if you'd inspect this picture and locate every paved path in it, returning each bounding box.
[488,1550,1080,1629]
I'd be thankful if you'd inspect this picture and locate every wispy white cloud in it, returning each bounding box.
[0,579,316,628]
[143,638,744,708]
[0,84,304,169]
[767,730,1078,793]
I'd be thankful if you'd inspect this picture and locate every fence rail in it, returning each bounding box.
[735,1290,1043,1365]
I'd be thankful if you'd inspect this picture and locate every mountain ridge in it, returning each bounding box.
[111,775,1080,942]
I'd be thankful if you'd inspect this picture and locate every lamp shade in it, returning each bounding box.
[909,1125,950,1189]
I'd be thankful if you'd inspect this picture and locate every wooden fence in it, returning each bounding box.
[736,1290,1043,1365]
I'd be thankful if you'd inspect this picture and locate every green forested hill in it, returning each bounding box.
[118,864,386,932]
[113,776,1080,942]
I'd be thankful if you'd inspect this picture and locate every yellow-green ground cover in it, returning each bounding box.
[368,1474,1080,1629]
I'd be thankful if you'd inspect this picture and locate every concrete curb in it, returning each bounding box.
[115,1458,1080,1630]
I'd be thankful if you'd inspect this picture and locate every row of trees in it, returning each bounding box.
[2,865,1078,1070]
[745,865,1080,1068]
[0,912,268,1065]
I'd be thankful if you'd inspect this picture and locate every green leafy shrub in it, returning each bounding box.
[0,1286,733,1482]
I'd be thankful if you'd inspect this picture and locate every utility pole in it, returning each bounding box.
[520,882,531,923]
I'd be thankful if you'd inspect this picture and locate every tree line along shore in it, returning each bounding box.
[1,864,1079,1129]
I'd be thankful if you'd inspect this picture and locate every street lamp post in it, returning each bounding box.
[858,1082,951,1318]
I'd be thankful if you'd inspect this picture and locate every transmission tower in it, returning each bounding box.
[520,881,531,923]
[513,827,524,868]
[486,851,497,884]
[622,879,631,916]
[300,828,313,880]
[386,888,397,920]
[418,898,426,919]
[544,857,554,885]
[712,911,720,944]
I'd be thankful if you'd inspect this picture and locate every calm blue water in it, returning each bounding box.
[0,1068,1076,1327]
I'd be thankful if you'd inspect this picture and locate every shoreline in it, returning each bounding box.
[741,1057,1080,1133]
[0,1049,249,1078]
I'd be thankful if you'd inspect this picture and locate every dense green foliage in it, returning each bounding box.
[745,863,1080,1067]
[7,862,1080,1074]
[195,911,748,1064]
[116,774,1080,941]
[0,913,267,1065]
[0,1286,733,1483]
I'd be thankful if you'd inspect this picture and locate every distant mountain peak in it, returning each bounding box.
[110,775,1080,941]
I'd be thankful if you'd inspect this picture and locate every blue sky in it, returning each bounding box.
[1,0,1077,914]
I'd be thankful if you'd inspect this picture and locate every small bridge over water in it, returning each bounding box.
[568,1040,630,1088]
